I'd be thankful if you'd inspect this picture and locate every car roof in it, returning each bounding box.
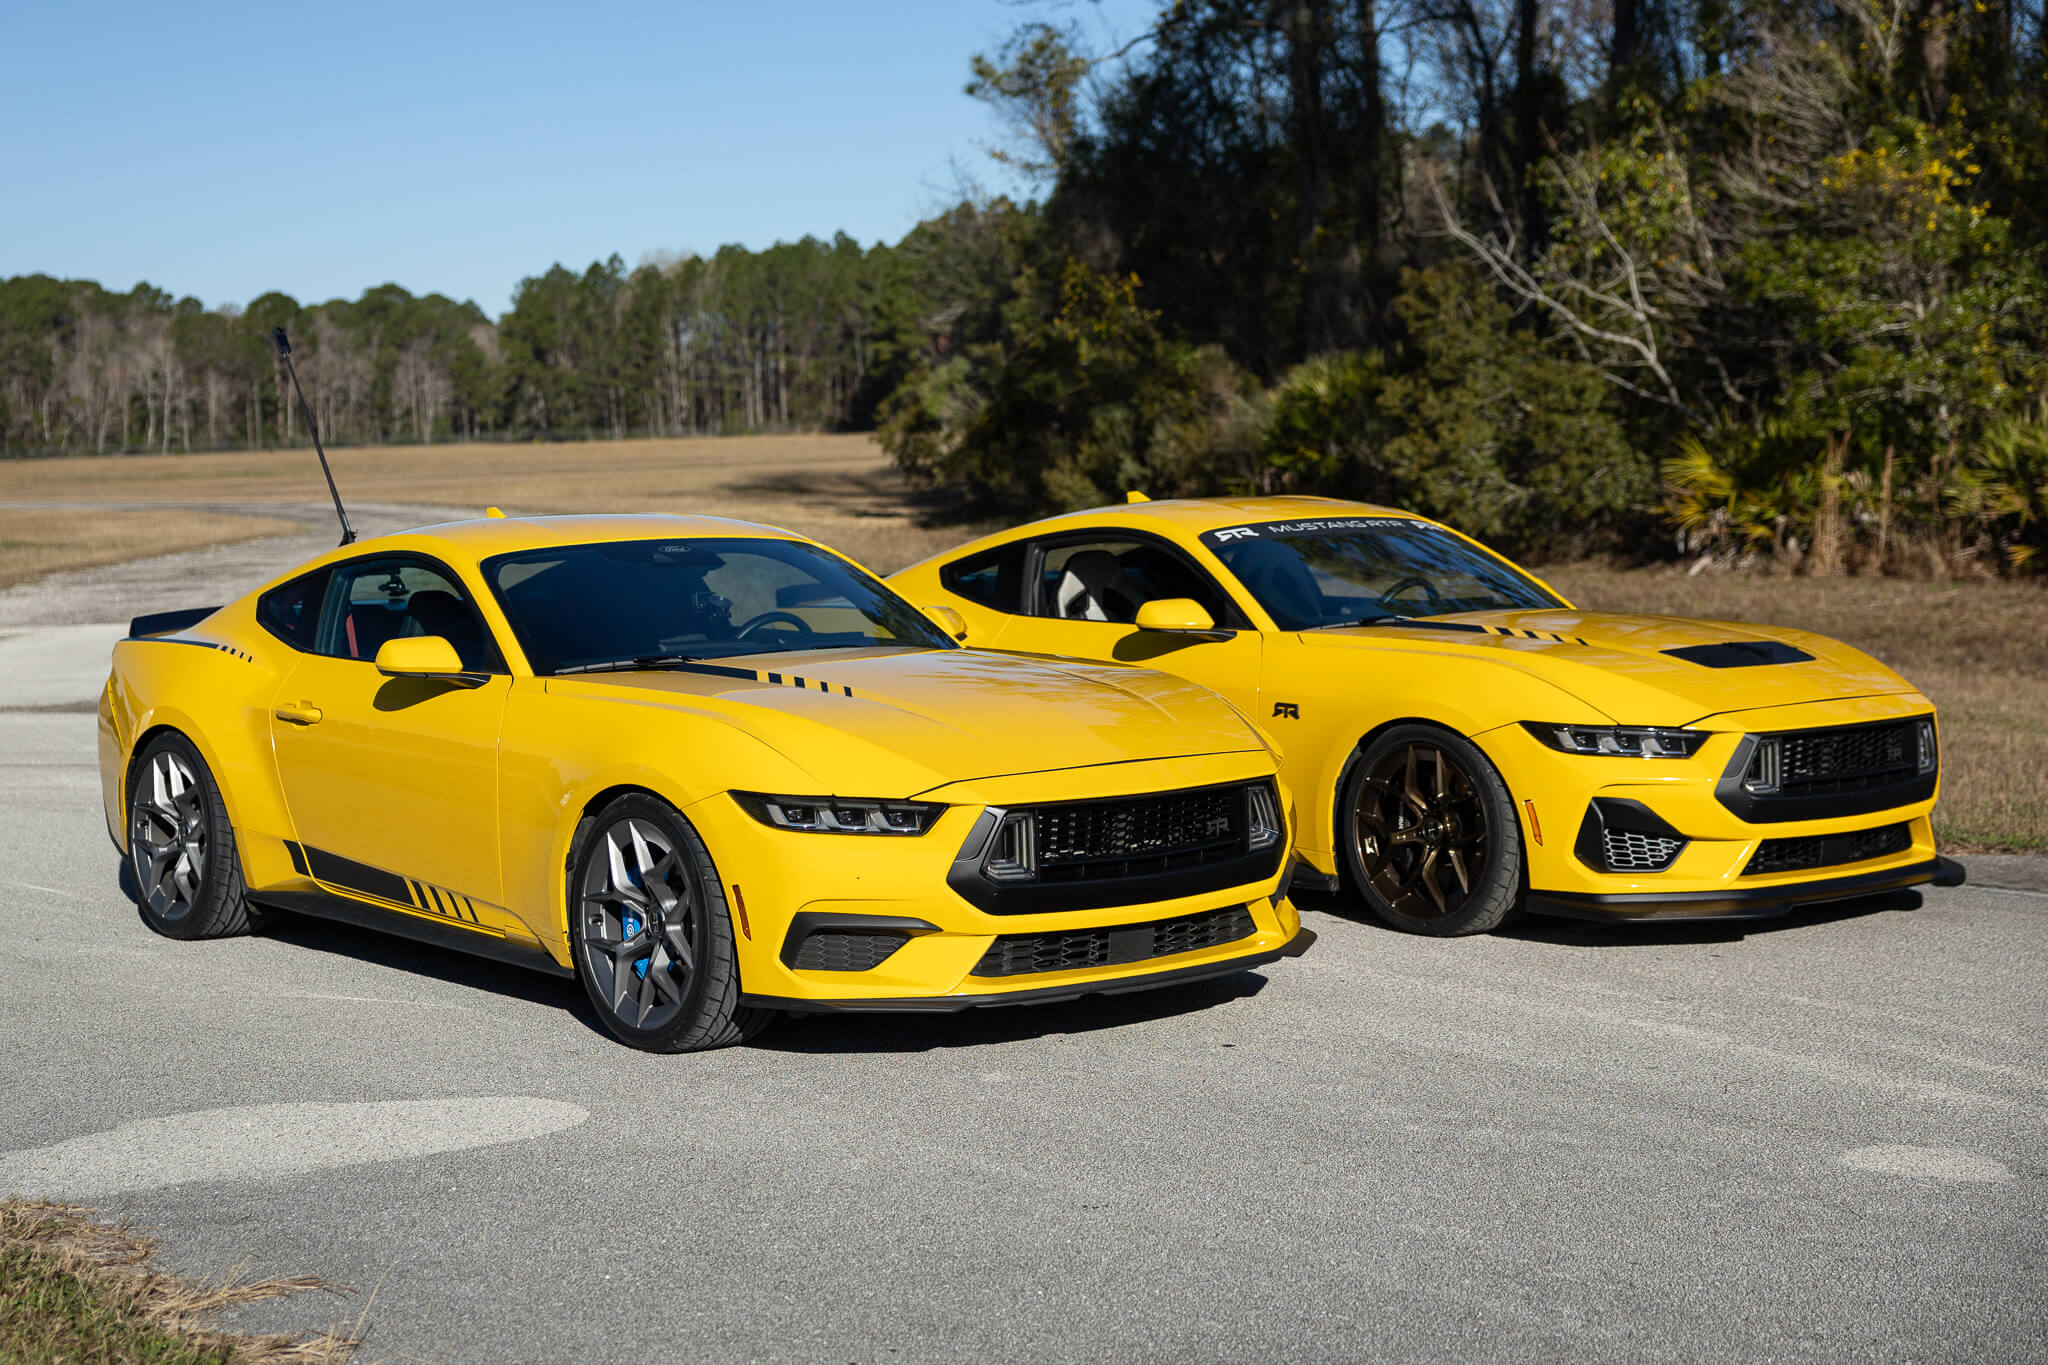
[1001,494,1428,537]
[288,513,815,577]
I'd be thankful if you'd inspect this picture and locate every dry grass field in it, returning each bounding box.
[0,507,306,590]
[0,434,975,578]
[2,437,2039,849]
[1544,565,2048,852]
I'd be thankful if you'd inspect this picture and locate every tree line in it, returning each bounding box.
[4,0,2046,572]
[0,234,904,456]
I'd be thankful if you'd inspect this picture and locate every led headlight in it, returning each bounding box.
[1522,723,1706,758]
[733,792,943,835]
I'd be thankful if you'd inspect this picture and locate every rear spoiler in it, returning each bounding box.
[129,606,222,639]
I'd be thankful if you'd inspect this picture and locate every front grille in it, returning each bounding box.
[1768,721,1920,797]
[1745,822,1914,876]
[1034,785,1247,882]
[789,931,909,972]
[972,905,1257,978]
[1602,828,1686,872]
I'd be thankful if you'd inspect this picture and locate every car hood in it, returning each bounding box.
[1302,610,1917,727]
[544,647,1268,796]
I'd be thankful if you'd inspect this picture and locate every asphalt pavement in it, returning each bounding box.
[1,519,2043,1363]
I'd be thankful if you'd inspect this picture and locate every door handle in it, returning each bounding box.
[274,701,323,726]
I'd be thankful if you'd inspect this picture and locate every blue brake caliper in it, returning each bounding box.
[622,912,649,978]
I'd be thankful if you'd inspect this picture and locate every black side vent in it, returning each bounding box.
[1663,641,1815,668]
[790,932,910,972]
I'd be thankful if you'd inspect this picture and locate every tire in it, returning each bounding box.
[127,732,262,939]
[567,794,770,1052]
[1339,723,1523,937]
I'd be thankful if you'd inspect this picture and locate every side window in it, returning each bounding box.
[941,543,1028,613]
[315,557,504,673]
[1032,538,1232,626]
[257,569,332,650]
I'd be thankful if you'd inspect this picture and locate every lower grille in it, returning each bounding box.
[1602,828,1686,872]
[972,905,1257,978]
[1745,823,1914,877]
[789,931,910,972]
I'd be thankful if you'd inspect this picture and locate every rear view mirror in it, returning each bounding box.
[925,605,969,641]
[375,636,482,685]
[1134,598,1216,632]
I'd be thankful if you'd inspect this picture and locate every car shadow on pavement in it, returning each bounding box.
[115,859,612,1038]
[1292,887,1926,948]
[754,972,1269,1054]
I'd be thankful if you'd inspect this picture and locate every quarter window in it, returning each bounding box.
[315,557,503,673]
[941,543,1028,612]
[256,569,331,650]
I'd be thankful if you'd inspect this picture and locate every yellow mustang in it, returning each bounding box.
[889,495,1964,935]
[100,513,1311,1051]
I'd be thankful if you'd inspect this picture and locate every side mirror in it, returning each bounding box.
[1134,598,1216,632]
[925,605,969,641]
[375,635,480,685]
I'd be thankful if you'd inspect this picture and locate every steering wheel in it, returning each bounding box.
[735,610,816,642]
[1377,576,1446,612]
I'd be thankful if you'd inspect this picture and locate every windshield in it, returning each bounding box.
[1201,517,1562,630]
[483,537,956,675]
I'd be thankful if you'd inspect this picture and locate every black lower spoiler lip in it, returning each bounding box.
[128,606,221,638]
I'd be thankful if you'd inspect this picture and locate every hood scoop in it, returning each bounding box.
[1662,641,1816,669]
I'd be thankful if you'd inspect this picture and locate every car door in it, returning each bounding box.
[268,551,518,932]
[982,531,1268,719]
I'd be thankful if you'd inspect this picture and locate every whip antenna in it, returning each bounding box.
[271,326,356,546]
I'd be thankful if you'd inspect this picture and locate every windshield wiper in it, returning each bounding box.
[552,653,706,676]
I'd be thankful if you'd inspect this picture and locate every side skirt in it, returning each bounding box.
[251,886,574,979]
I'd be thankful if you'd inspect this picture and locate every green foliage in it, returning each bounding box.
[1949,402,2048,571]
[1251,267,1650,551]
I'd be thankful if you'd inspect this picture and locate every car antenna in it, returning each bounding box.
[271,326,356,546]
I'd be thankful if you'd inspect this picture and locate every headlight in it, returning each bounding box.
[733,792,943,835]
[1522,723,1707,758]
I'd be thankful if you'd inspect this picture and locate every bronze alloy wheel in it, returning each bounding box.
[1342,724,1523,936]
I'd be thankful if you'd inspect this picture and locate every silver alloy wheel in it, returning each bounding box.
[131,750,207,921]
[578,817,699,1030]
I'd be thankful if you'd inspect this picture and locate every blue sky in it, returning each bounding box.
[4,0,1159,316]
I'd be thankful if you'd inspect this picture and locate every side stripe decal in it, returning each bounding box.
[290,843,493,928]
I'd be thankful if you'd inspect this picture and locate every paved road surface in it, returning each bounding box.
[1,520,2042,1362]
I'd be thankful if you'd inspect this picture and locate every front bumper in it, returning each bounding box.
[685,752,1309,1010]
[744,922,1317,1013]
[1478,694,1955,923]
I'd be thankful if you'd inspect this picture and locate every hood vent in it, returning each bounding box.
[1662,641,1815,669]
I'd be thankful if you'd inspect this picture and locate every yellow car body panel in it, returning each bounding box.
[101,513,1309,1013]
[888,496,1956,921]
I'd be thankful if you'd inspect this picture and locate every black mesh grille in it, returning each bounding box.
[1032,785,1247,883]
[789,931,910,972]
[972,905,1258,978]
[1771,722,1920,796]
[1602,828,1686,872]
[1745,822,1914,876]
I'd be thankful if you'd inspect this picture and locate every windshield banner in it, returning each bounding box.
[1200,517,1422,548]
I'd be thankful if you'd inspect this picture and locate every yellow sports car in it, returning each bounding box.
[888,496,1964,935]
[101,513,1310,1051]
